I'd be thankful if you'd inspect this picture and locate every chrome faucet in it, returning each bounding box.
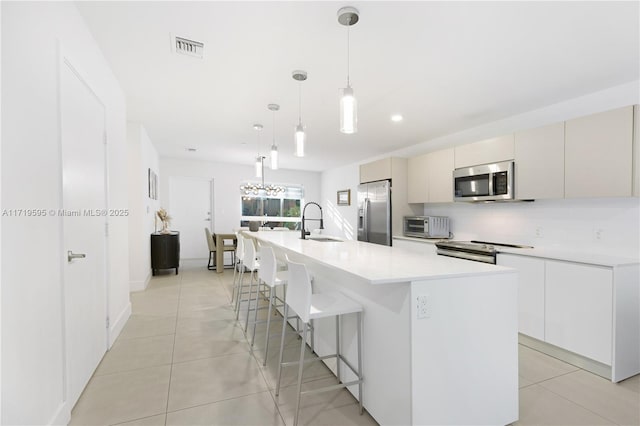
[301,202,324,239]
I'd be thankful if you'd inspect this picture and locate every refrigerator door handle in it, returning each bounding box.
[363,197,370,242]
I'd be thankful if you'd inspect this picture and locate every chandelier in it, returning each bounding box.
[240,156,285,197]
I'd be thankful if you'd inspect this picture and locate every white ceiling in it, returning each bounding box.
[77,1,639,172]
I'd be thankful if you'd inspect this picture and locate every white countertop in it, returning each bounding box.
[246,231,513,285]
[496,246,639,267]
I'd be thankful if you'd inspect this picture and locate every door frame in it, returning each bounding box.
[57,43,110,410]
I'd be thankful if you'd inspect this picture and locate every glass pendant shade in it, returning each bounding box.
[340,86,357,134]
[255,156,263,178]
[270,144,278,170]
[294,123,306,157]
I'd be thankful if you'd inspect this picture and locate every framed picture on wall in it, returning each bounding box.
[337,189,350,206]
[148,168,153,199]
[148,168,158,200]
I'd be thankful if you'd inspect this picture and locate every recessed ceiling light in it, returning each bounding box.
[185,147,197,152]
[391,114,403,122]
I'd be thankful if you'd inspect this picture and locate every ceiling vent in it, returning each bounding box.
[173,35,204,59]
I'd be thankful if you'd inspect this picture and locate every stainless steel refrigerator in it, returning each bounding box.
[357,179,391,246]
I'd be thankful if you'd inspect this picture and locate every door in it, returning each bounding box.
[60,58,107,408]
[169,176,213,259]
[367,180,391,246]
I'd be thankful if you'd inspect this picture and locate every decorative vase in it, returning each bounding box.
[160,220,170,234]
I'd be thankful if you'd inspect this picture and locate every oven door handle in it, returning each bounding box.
[436,248,496,264]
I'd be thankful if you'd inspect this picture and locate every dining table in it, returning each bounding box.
[215,233,237,273]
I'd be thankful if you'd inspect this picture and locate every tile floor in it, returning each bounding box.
[71,260,640,426]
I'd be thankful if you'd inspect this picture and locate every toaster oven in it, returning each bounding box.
[403,216,450,239]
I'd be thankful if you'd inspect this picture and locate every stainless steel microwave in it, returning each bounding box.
[453,161,514,202]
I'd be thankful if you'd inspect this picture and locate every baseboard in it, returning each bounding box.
[519,334,612,380]
[129,271,151,292]
[48,400,70,425]
[108,302,131,348]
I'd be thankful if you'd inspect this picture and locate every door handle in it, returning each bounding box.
[67,251,86,262]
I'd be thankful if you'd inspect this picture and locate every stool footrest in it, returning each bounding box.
[337,355,360,378]
[280,353,336,367]
[300,379,362,396]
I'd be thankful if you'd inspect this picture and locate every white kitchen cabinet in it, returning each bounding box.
[514,122,565,199]
[407,154,429,203]
[407,148,454,204]
[565,106,634,198]
[427,148,454,203]
[360,158,392,183]
[497,254,545,341]
[454,134,514,168]
[545,260,613,365]
[634,105,639,197]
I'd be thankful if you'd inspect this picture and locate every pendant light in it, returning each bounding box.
[253,123,263,178]
[292,70,307,157]
[268,103,280,169]
[338,7,359,134]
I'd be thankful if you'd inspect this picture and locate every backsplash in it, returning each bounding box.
[425,197,640,258]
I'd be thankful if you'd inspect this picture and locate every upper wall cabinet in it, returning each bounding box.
[514,122,565,199]
[360,158,392,183]
[454,134,514,168]
[407,154,429,203]
[407,148,454,204]
[565,106,634,198]
[427,148,455,203]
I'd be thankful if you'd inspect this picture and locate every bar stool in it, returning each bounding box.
[234,236,258,321]
[275,260,364,426]
[231,234,245,308]
[238,237,262,332]
[249,246,290,361]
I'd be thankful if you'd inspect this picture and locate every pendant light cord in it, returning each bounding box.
[346,17,351,87]
[298,82,302,126]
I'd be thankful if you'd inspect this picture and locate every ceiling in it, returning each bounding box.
[76,1,639,172]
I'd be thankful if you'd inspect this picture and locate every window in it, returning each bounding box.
[240,184,303,230]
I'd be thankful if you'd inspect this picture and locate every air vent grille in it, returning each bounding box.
[174,36,204,58]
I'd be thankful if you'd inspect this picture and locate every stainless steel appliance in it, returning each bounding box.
[357,180,391,246]
[453,161,514,202]
[403,216,450,239]
[436,240,532,264]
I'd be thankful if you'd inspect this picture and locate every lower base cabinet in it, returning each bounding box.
[545,260,612,365]
[497,253,639,381]
[497,254,545,341]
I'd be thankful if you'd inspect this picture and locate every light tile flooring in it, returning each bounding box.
[71,261,640,426]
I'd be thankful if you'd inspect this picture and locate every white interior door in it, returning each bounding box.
[60,58,107,408]
[169,177,213,259]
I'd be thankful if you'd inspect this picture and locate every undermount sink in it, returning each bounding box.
[306,237,343,242]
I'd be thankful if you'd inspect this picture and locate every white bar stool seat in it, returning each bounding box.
[275,259,364,426]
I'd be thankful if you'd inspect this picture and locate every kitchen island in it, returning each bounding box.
[245,231,519,425]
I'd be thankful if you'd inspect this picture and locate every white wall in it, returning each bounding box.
[426,198,640,257]
[127,123,160,291]
[160,158,321,236]
[1,3,130,424]
[320,163,360,240]
[321,82,640,255]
